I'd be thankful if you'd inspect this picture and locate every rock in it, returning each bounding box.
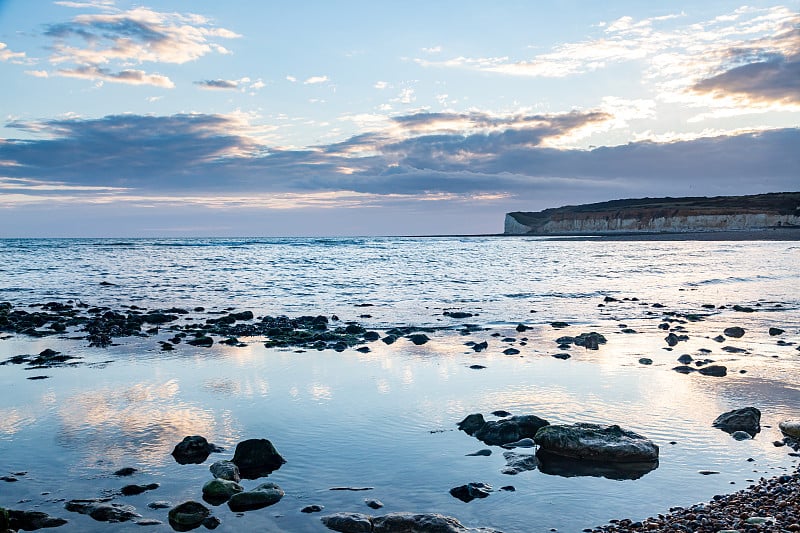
[202,478,243,503]
[171,435,222,465]
[732,431,752,440]
[382,335,397,345]
[472,341,488,352]
[574,332,606,350]
[148,501,171,509]
[502,347,520,355]
[515,324,529,332]
[227,482,284,511]
[534,423,659,463]
[552,353,570,360]
[120,483,159,496]
[209,460,241,482]
[457,414,486,435]
[450,482,492,502]
[638,358,653,365]
[503,438,535,448]
[491,410,511,417]
[135,518,163,526]
[733,304,755,312]
[6,510,68,530]
[469,364,486,369]
[302,505,324,513]
[722,345,747,353]
[445,311,474,319]
[698,365,727,377]
[779,420,800,438]
[372,512,502,533]
[551,322,569,329]
[723,326,745,338]
[677,354,693,364]
[113,467,137,476]
[168,501,210,529]
[672,365,696,374]
[465,449,492,456]
[321,512,373,532]
[363,331,381,341]
[712,407,761,436]
[408,334,430,345]
[66,499,141,522]
[665,333,688,346]
[231,438,285,479]
[186,336,213,347]
[712,335,725,342]
[501,451,538,475]
[365,499,384,509]
[473,415,550,446]
[769,327,785,336]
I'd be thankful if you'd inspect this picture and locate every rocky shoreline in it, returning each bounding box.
[1,295,799,532]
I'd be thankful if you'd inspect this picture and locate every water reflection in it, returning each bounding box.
[536,450,659,480]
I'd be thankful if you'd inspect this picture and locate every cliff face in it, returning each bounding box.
[505,193,800,235]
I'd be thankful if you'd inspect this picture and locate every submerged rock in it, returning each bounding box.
[450,483,492,503]
[231,438,285,479]
[534,423,659,463]
[713,407,761,436]
[66,499,140,523]
[501,452,538,475]
[168,501,210,530]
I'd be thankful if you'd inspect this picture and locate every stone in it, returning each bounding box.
[408,334,430,345]
[534,423,659,463]
[147,501,171,509]
[712,407,761,436]
[66,499,141,522]
[723,326,745,338]
[171,435,222,465]
[168,501,210,529]
[503,438,535,448]
[503,348,520,355]
[574,332,606,350]
[321,512,373,533]
[779,419,800,438]
[186,336,213,347]
[450,482,492,502]
[227,482,284,511]
[473,415,550,446]
[113,467,137,476]
[501,451,538,475]
[457,413,486,435]
[372,512,502,533]
[465,449,492,456]
[672,365,696,374]
[120,483,159,496]
[698,365,727,377]
[6,510,68,530]
[552,353,570,360]
[302,505,324,513]
[638,358,653,365]
[472,341,488,352]
[677,354,693,364]
[202,478,243,503]
[365,499,384,509]
[732,431,752,440]
[231,438,286,479]
[769,327,785,336]
[209,460,241,482]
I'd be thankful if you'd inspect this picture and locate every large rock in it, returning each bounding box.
[65,499,141,522]
[6,509,68,530]
[457,414,486,435]
[227,482,284,512]
[209,460,241,482]
[321,512,503,533]
[231,438,286,479]
[202,479,243,504]
[712,407,761,436]
[472,415,550,446]
[171,435,222,465]
[534,423,659,463]
[778,419,800,438]
[168,501,210,530]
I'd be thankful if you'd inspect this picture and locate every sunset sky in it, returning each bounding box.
[1,0,798,236]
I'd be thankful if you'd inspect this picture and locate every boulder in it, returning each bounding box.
[373,512,503,533]
[449,482,491,502]
[472,415,550,446]
[171,435,222,465]
[723,326,745,338]
[202,478,243,503]
[66,499,141,522]
[534,423,659,463]
[712,407,761,436]
[456,414,486,435]
[778,420,800,439]
[6,510,68,530]
[231,438,285,478]
[321,512,373,532]
[209,460,241,482]
[227,482,284,512]
[168,501,210,529]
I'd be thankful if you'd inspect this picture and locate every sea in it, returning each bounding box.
[0,237,799,532]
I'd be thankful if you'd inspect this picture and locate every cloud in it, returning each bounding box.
[374,81,389,89]
[415,6,800,115]
[195,79,240,90]
[393,88,415,104]
[304,75,329,84]
[286,75,297,82]
[42,6,239,87]
[1,111,796,211]
[58,65,175,88]
[25,70,50,78]
[0,42,27,63]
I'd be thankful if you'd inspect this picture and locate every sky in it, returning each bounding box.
[0,1,798,237]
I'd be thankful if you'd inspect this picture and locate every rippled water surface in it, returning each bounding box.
[1,237,799,532]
